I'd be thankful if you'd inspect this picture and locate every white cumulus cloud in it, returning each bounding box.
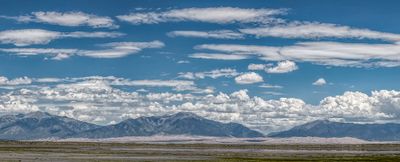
[234,72,263,84]
[0,75,400,133]
[0,76,32,86]
[265,60,298,73]
[248,63,268,70]
[313,78,327,86]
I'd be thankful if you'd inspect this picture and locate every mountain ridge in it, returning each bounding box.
[0,111,264,140]
[0,111,100,140]
[5,112,400,141]
[73,112,264,138]
[269,119,400,141]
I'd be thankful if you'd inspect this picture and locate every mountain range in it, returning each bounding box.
[0,111,263,140]
[2,111,400,141]
[269,120,400,141]
[73,112,264,138]
[0,111,99,140]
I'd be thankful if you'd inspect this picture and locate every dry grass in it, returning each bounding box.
[0,141,399,161]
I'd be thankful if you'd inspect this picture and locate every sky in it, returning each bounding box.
[0,0,400,133]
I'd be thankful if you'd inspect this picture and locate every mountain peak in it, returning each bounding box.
[270,120,400,141]
[24,111,52,119]
[170,112,200,118]
[308,119,331,125]
[0,111,99,140]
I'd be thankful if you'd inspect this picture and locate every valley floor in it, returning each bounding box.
[0,140,400,161]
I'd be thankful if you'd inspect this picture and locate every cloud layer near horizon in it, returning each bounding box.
[0,75,399,133]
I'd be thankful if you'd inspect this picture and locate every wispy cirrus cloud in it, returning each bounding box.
[0,48,78,60]
[1,11,118,29]
[178,68,239,80]
[194,44,281,60]
[0,75,204,93]
[193,42,400,67]
[189,53,249,60]
[79,41,164,58]
[279,42,400,67]
[0,29,124,46]
[167,30,244,39]
[112,79,194,88]
[109,78,206,93]
[0,40,164,60]
[117,7,287,25]
[177,60,190,64]
[240,22,400,42]
[259,83,283,89]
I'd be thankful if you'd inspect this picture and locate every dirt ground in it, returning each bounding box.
[0,141,400,161]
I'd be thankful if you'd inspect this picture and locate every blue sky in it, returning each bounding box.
[0,0,399,132]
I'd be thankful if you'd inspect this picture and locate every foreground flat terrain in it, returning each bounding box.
[0,140,400,162]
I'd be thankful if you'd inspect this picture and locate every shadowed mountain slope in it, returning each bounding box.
[0,111,100,140]
[269,120,400,141]
[73,112,264,138]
